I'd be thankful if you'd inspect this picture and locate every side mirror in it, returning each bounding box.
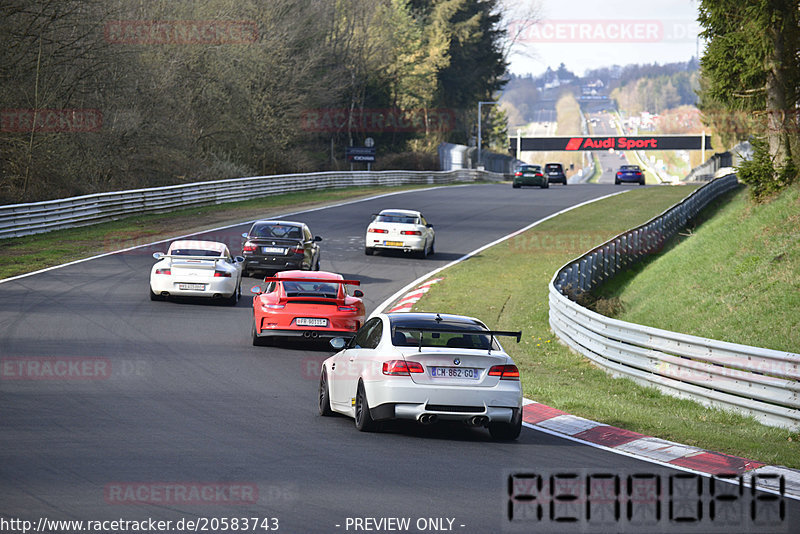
[314,236,323,242]
[426,224,433,228]
[152,252,164,259]
[241,232,249,238]
[250,286,263,295]
[353,290,364,298]
[330,337,346,350]
[234,256,245,263]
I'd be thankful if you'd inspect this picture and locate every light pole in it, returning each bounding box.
[477,101,498,169]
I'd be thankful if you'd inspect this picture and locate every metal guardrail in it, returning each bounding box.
[0,169,503,239]
[549,174,800,429]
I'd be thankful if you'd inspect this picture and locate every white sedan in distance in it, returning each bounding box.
[365,209,435,258]
[318,312,523,440]
[150,240,244,305]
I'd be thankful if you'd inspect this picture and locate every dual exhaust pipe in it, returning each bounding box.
[302,331,319,339]
[417,414,489,426]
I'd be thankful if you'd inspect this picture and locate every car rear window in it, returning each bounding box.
[254,224,302,239]
[376,214,418,224]
[281,281,339,298]
[389,317,498,349]
[545,164,563,172]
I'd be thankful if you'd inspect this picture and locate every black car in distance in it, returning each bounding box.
[544,163,567,185]
[241,220,322,277]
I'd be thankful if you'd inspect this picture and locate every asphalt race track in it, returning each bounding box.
[1,184,796,533]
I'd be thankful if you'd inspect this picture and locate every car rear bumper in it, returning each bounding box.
[364,380,522,423]
[150,278,237,298]
[366,236,426,252]
[243,255,306,272]
[253,328,356,339]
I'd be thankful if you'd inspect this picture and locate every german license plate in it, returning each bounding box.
[262,246,286,254]
[296,317,328,327]
[384,241,403,247]
[430,367,480,379]
[177,283,205,290]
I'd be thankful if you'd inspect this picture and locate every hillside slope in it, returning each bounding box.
[599,184,800,352]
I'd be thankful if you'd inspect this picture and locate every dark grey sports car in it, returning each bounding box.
[241,220,321,277]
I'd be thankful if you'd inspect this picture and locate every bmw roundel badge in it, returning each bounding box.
[453,358,460,366]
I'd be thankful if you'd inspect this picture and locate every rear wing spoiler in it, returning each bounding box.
[393,326,522,353]
[264,277,360,285]
[153,253,225,261]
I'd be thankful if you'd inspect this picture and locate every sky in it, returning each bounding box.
[503,0,704,76]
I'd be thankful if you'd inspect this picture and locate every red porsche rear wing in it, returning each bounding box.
[264,277,360,286]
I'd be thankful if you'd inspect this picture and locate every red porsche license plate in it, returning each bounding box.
[296,318,328,327]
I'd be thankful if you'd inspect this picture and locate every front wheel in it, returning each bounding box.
[318,369,334,416]
[354,382,376,432]
[488,409,522,441]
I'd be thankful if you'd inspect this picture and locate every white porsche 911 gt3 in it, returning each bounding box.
[364,209,435,258]
[149,240,244,305]
[319,312,523,440]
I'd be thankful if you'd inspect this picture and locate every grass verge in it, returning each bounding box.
[597,184,800,353]
[0,184,436,280]
[412,184,799,467]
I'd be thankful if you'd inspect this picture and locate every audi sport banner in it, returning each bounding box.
[512,135,711,152]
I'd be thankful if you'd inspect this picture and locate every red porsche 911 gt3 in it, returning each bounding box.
[250,270,365,346]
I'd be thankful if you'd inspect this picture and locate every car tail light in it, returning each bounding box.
[289,246,304,255]
[515,171,522,176]
[382,360,424,375]
[338,305,358,312]
[155,268,171,275]
[214,270,231,277]
[368,227,388,234]
[488,365,520,380]
[401,230,421,236]
[243,242,257,252]
[262,304,285,309]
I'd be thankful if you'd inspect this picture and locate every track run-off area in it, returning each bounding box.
[1,183,796,534]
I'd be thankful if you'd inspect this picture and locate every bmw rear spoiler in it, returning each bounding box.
[393,326,521,353]
[263,277,360,285]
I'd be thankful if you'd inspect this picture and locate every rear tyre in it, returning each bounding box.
[512,183,521,189]
[541,181,549,189]
[225,283,240,306]
[318,369,334,416]
[418,241,428,259]
[615,179,621,185]
[354,382,376,432]
[364,247,374,256]
[251,318,269,346]
[639,179,645,186]
[488,409,522,441]
[149,287,163,301]
[429,238,435,255]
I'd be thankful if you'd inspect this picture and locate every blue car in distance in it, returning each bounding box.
[615,165,645,185]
